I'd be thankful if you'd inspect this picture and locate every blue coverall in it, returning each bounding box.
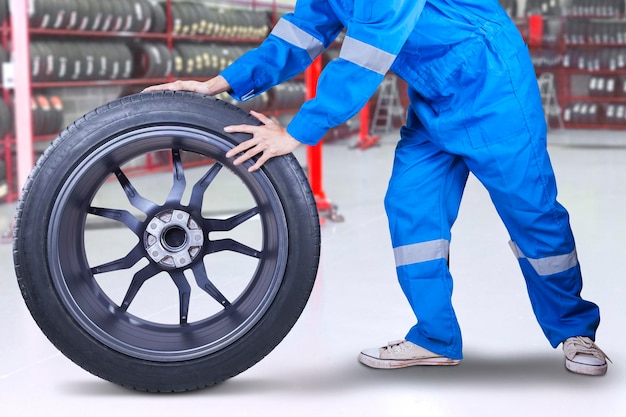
[220,0,601,360]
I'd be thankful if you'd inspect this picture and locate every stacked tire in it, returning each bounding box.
[269,82,306,111]
[173,44,250,78]
[563,101,602,125]
[566,48,626,71]
[30,41,134,81]
[524,0,561,16]
[498,0,518,17]
[565,0,626,16]
[28,0,165,33]
[0,43,8,84]
[562,101,626,126]
[31,95,65,135]
[0,0,9,25]
[170,2,270,39]
[0,98,11,138]
[0,92,12,199]
[565,20,626,45]
[604,103,626,125]
[132,42,172,78]
[0,95,65,137]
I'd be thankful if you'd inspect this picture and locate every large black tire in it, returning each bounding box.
[13,91,321,392]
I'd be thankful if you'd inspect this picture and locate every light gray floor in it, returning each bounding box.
[1,129,625,416]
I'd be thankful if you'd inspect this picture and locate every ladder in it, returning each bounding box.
[370,75,405,134]
[537,72,564,129]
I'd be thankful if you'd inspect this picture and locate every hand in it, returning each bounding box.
[142,76,230,96]
[225,111,301,172]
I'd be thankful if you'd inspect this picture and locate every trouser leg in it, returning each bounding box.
[384,126,469,360]
[465,135,600,347]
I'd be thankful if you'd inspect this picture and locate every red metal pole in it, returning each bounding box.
[304,57,330,211]
[355,100,380,150]
[11,0,34,196]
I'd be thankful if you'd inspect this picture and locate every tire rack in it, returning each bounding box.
[1,3,10,200]
[4,0,324,204]
[521,1,626,131]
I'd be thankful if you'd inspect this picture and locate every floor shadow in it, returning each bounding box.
[58,351,613,397]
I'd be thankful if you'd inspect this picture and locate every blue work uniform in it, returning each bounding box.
[220,0,600,360]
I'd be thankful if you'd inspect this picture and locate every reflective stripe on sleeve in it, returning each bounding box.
[270,18,326,61]
[509,241,578,276]
[393,239,449,267]
[339,36,396,75]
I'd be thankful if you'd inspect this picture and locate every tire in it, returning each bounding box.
[149,1,167,33]
[1,44,8,82]
[0,98,11,138]
[13,92,321,392]
[0,0,7,25]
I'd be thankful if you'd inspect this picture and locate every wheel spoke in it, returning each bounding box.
[165,149,186,205]
[114,168,157,214]
[90,244,145,274]
[88,206,143,235]
[191,262,231,308]
[168,270,191,324]
[207,238,261,258]
[119,263,161,311]
[204,206,260,232]
[188,163,222,210]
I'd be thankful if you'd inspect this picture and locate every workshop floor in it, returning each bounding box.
[1,128,624,416]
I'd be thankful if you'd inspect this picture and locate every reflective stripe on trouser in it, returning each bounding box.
[385,116,600,361]
[385,26,600,357]
[385,134,469,360]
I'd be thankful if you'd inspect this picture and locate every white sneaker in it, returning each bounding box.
[563,336,611,376]
[358,340,461,369]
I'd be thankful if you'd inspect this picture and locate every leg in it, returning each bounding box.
[465,135,600,348]
[383,121,469,360]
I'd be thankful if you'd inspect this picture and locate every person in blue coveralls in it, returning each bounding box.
[145,0,611,376]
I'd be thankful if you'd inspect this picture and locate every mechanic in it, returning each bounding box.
[145,0,610,376]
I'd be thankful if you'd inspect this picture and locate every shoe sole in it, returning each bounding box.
[565,358,607,376]
[358,353,461,369]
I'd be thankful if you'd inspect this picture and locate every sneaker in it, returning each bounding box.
[563,336,611,376]
[358,340,461,369]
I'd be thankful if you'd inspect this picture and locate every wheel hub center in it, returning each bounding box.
[163,226,187,251]
[144,209,205,269]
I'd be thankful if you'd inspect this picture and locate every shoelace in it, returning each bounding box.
[568,336,612,363]
[383,340,413,354]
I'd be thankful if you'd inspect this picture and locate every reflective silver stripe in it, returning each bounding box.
[270,18,325,61]
[394,239,449,267]
[240,89,255,101]
[509,241,578,276]
[339,36,396,75]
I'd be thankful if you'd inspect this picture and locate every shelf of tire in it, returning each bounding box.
[0,0,7,26]
[0,95,61,200]
[27,0,271,41]
[0,95,11,138]
[2,0,300,202]
[560,12,626,129]
[0,41,7,83]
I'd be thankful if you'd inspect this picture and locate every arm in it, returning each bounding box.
[142,75,231,95]
[287,0,426,145]
[144,2,342,98]
[227,0,427,171]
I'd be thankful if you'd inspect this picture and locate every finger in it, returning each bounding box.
[247,153,271,172]
[225,138,258,159]
[249,110,275,126]
[233,146,263,166]
[224,124,262,135]
[142,83,169,92]
[143,82,181,92]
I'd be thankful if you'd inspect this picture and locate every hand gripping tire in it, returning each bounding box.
[12,91,321,392]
